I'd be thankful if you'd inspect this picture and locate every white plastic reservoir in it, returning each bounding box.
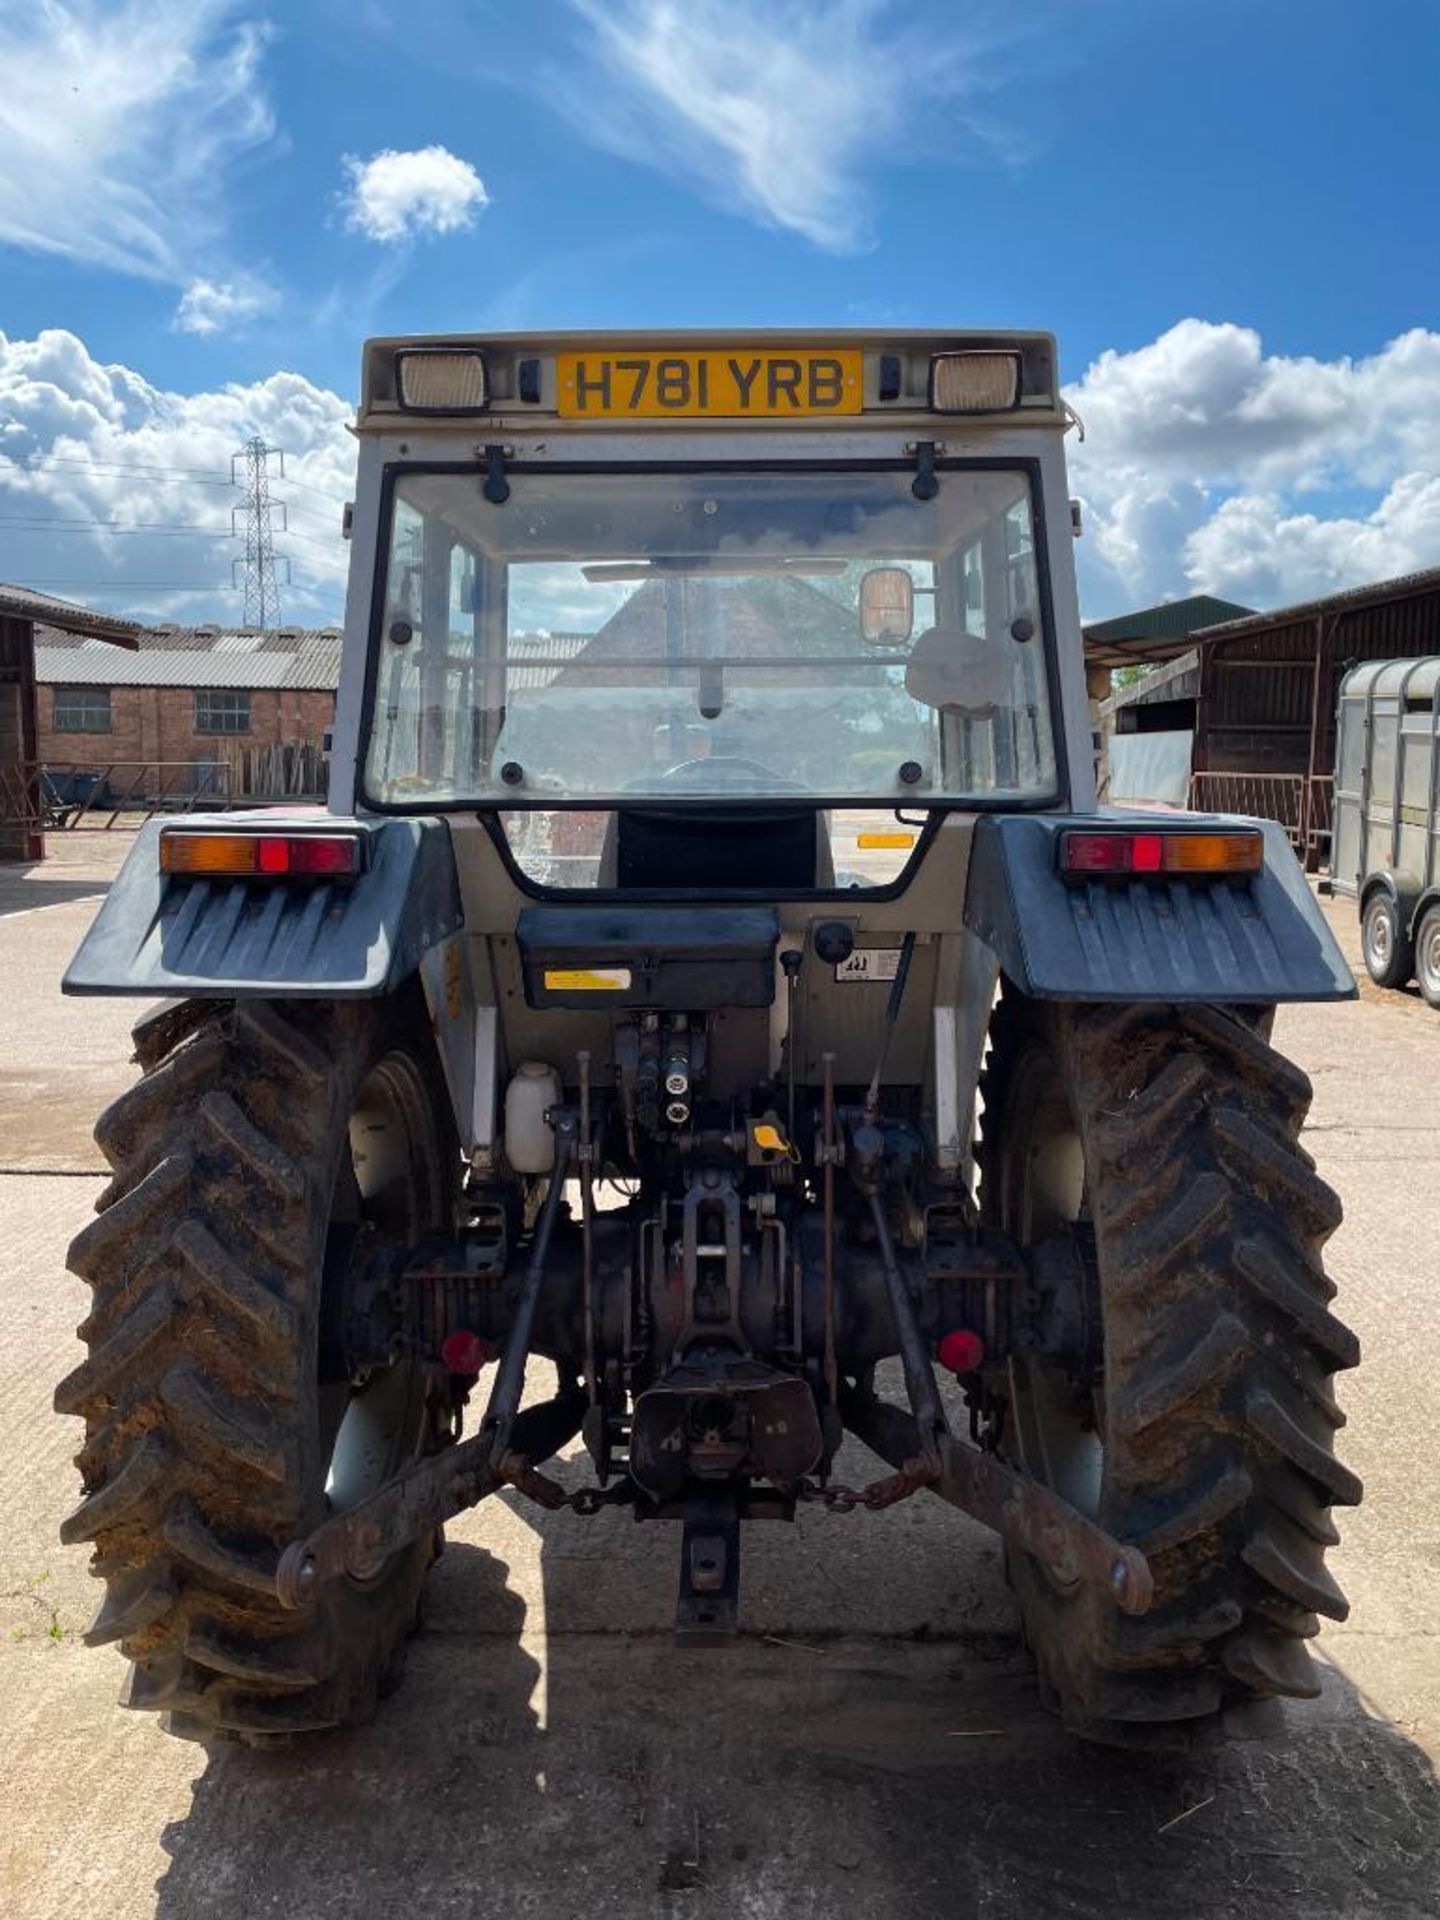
[505,1061,562,1173]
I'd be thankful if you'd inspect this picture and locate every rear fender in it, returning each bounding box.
[1411,887,1440,937]
[963,815,1355,1003]
[1359,868,1423,937]
[62,815,462,999]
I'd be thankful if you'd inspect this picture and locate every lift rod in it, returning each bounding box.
[276,1117,581,1607]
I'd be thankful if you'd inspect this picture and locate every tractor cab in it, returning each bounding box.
[335,331,1088,895]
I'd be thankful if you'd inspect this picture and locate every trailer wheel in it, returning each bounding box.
[55,994,457,1742]
[1413,904,1440,1009]
[1360,890,1413,990]
[980,994,1360,1746]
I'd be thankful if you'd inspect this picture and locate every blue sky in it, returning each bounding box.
[1,0,1438,626]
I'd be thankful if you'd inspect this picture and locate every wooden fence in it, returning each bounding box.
[212,739,329,801]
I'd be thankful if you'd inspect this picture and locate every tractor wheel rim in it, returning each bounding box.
[322,1049,445,1518]
[1003,1049,1103,1525]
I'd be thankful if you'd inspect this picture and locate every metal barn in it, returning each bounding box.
[1188,569,1440,868]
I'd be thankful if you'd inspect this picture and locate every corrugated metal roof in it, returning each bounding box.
[506,631,589,690]
[38,643,298,688]
[34,624,342,689]
[38,621,338,657]
[285,631,344,687]
[0,583,141,646]
[1083,595,1254,669]
[1194,568,1440,643]
[1085,594,1254,645]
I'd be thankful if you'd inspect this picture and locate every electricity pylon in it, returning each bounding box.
[231,437,288,628]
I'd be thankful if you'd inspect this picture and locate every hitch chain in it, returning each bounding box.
[508,1458,941,1518]
[798,1454,939,1513]
[501,1457,635,1516]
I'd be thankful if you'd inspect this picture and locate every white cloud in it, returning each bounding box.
[0,2,275,284]
[0,329,353,626]
[173,277,275,336]
[1066,321,1440,615]
[552,0,1015,253]
[340,146,489,244]
[1183,475,1440,607]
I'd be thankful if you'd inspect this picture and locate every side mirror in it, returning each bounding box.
[859,566,915,645]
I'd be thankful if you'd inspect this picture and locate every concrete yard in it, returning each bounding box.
[1,831,1437,1919]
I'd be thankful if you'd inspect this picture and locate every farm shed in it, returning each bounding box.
[0,585,140,861]
[1188,568,1440,867]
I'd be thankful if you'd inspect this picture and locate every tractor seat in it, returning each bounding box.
[599,806,834,890]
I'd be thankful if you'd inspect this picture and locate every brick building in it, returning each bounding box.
[35,624,342,798]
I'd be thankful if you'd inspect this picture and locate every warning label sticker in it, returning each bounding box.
[834,948,902,984]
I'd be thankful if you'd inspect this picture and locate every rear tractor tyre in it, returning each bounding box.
[980,995,1360,1746]
[1360,890,1412,990]
[55,993,457,1741]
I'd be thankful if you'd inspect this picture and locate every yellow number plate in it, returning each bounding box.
[556,349,862,419]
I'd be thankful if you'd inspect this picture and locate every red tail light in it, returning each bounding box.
[256,835,361,876]
[1059,829,1263,879]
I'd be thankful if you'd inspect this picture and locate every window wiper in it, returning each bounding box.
[581,557,848,583]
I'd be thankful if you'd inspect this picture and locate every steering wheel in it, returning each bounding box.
[624,754,803,795]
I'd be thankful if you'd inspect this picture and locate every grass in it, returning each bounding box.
[3,1569,74,1645]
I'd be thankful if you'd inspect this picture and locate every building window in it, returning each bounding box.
[194,690,251,735]
[52,687,112,733]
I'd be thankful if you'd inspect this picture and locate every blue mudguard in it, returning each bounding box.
[963,815,1356,1003]
[62,816,462,999]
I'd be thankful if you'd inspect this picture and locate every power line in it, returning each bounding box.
[24,571,335,590]
[237,503,343,548]
[1,452,350,506]
[0,517,232,535]
[21,579,242,590]
[0,513,340,553]
[0,454,236,487]
[271,474,349,507]
[270,493,347,527]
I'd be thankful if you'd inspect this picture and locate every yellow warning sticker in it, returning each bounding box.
[543,967,632,991]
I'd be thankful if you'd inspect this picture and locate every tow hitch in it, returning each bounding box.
[277,1098,1152,1625]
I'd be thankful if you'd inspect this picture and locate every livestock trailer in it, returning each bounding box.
[1332,655,1440,1001]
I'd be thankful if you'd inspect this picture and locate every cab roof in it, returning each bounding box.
[356,327,1063,432]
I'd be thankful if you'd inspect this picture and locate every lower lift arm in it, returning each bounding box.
[276,1116,585,1607]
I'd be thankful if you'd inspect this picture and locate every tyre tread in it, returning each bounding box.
[58,996,446,1740]
[980,991,1359,1736]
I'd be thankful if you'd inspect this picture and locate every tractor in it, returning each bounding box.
[58,331,1360,1746]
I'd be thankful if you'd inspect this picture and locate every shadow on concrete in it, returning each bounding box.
[152,1527,1440,1920]
[0,876,107,918]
